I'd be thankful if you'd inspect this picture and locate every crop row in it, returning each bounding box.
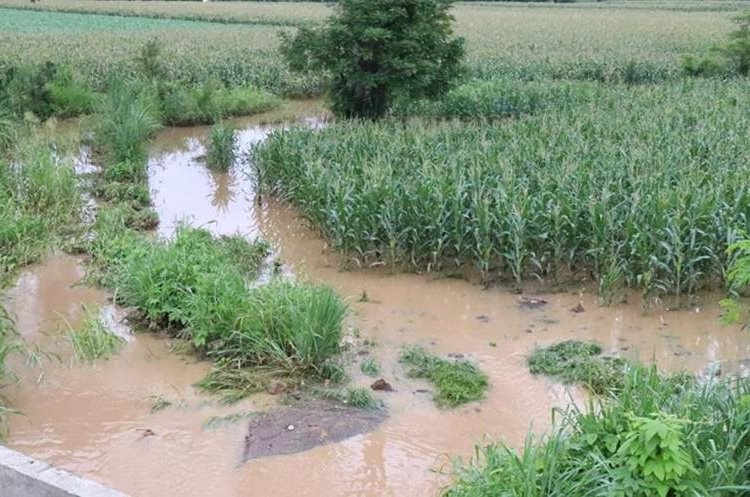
[255,79,750,301]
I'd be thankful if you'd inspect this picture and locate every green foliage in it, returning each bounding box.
[206,122,236,171]
[0,142,81,285]
[93,79,161,163]
[360,357,380,377]
[528,341,629,394]
[681,52,729,77]
[256,80,750,296]
[159,80,281,126]
[401,345,488,408]
[720,239,750,326]
[445,368,750,497]
[66,306,124,362]
[313,386,379,409]
[725,12,750,75]
[281,0,465,118]
[136,37,166,81]
[89,223,345,375]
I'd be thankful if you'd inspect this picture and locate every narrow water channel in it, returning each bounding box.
[3,104,749,497]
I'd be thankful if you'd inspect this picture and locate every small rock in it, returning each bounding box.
[286,424,295,431]
[357,349,370,356]
[571,303,585,313]
[518,296,548,310]
[476,315,491,323]
[448,352,465,359]
[525,328,533,334]
[415,389,430,394]
[267,380,287,395]
[370,378,393,392]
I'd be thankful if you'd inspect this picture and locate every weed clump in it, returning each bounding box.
[445,367,750,497]
[206,122,236,171]
[86,218,346,402]
[360,357,380,377]
[401,346,488,408]
[528,340,629,394]
[66,306,124,362]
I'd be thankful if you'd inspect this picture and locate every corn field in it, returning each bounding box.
[256,79,750,300]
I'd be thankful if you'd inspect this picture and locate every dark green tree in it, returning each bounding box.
[281,0,465,119]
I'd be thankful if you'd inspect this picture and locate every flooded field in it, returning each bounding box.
[3,109,750,497]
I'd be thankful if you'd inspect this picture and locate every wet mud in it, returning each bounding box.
[243,402,387,461]
[3,104,750,497]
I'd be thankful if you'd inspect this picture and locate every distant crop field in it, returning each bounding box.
[0,0,330,26]
[0,7,236,32]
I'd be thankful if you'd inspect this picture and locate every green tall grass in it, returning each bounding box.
[205,122,235,171]
[0,140,81,285]
[87,218,346,376]
[93,78,160,163]
[256,79,750,299]
[66,306,124,362]
[445,367,750,497]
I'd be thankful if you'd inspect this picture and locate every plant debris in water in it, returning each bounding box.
[400,345,488,408]
[528,340,629,394]
[66,305,124,363]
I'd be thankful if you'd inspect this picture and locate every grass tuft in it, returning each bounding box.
[360,356,380,377]
[205,122,236,171]
[66,306,124,362]
[528,340,629,394]
[401,345,488,408]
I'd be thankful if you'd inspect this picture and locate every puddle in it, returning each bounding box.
[4,108,750,497]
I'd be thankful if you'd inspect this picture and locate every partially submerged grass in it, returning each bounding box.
[444,367,750,497]
[149,394,172,413]
[202,410,256,431]
[86,213,347,401]
[66,306,124,362]
[205,122,235,171]
[360,356,380,377]
[401,346,488,408]
[312,386,378,410]
[528,340,630,394]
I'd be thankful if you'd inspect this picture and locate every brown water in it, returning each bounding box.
[4,109,750,497]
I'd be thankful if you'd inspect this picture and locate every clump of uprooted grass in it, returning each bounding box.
[444,367,750,497]
[86,215,346,401]
[205,122,236,171]
[527,340,629,394]
[401,346,488,408]
[66,305,124,362]
[312,386,378,409]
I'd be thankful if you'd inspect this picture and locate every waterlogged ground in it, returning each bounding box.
[3,106,750,497]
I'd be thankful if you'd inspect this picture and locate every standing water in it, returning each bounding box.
[4,104,750,497]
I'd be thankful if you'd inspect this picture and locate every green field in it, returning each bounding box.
[0,7,237,33]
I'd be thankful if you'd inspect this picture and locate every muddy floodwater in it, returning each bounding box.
[4,104,750,497]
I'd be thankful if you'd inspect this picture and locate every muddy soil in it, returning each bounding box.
[243,402,386,460]
[3,105,750,497]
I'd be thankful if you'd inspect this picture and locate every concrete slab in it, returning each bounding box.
[0,445,128,497]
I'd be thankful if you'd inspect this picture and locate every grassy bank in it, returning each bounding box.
[445,367,750,496]
[256,79,750,299]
